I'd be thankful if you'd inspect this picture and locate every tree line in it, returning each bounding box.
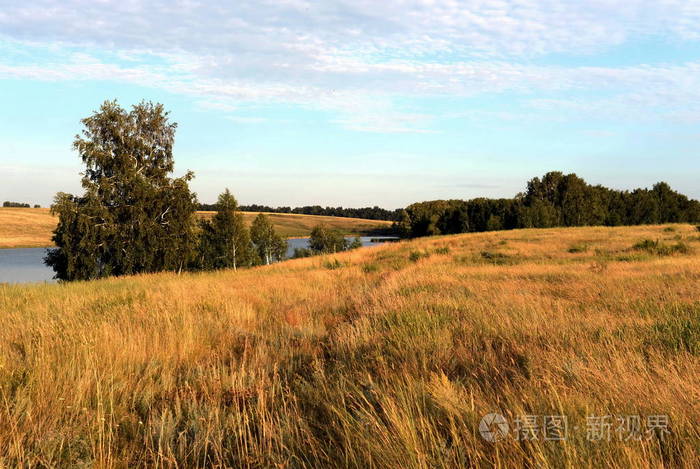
[44,100,365,282]
[45,100,699,281]
[3,201,40,208]
[396,172,700,238]
[198,203,402,221]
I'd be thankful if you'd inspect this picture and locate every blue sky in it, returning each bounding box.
[1,1,700,208]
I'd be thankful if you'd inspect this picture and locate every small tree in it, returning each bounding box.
[292,247,313,258]
[250,213,287,265]
[308,224,348,253]
[348,237,362,249]
[199,189,253,270]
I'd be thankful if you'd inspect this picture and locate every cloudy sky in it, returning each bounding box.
[2,0,700,208]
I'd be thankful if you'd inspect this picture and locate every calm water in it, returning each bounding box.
[0,237,400,284]
[285,236,398,258]
[0,248,56,284]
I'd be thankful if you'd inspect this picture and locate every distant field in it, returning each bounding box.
[0,208,57,248]
[0,208,392,248]
[199,211,392,238]
[2,224,700,466]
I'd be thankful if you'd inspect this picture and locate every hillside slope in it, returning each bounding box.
[0,207,392,248]
[1,225,700,467]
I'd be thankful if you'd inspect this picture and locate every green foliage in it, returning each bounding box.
[200,202,402,221]
[45,100,198,281]
[2,201,30,208]
[568,243,589,253]
[399,171,700,239]
[434,246,450,255]
[392,209,412,238]
[479,251,515,265]
[649,315,700,355]
[485,214,503,231]
[308,224,348,254]
[633,239,659,252]
[292,248,313,258]
[323,259,344,270]
[518,198,559,228]
[399,200,460,237]
[408,250,430,262]
[361,263,379,273]
[348,237,363,250]
[196,189,254,270]
[633,239,692,256]
[250,213,287,264]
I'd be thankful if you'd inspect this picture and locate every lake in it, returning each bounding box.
[0,248,56,284]
[0,237,400,284]
[285,236,398,258]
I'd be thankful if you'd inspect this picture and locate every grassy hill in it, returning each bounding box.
[0,207,392,248]
[2,224,700,467]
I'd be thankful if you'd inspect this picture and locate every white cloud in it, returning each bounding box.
[2,0,700,130]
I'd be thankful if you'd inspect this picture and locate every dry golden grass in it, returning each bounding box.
[0,208,391,248]
[2,224,700,467]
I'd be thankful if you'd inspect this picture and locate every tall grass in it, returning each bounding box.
[2,224,700,467]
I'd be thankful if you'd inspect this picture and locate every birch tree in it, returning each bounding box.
[45,100,198,280]
[199,189,253,270]
[250,213,287,264]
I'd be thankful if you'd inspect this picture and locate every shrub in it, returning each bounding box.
[633,239,659,252]
[663,226,676,233]
[323,259,344,270]
[479,251,514,265]
[674,241,692,254]
[309,225,348,253]
[633,239,692,256]
[409,250,430,262]
[361,263,379,273]
[292,248,313,258]
[568,243,588,253]
[434,246,450,255]
[348,237,363,250]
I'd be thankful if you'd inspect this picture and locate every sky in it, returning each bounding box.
[1,1,700,209]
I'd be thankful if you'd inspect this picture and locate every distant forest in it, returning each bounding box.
[3,201,40,208]
[397,171,700,238]
[198,203,403,221]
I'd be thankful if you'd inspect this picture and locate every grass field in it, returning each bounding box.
[2,224,700,467]
[0,208,392,248]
